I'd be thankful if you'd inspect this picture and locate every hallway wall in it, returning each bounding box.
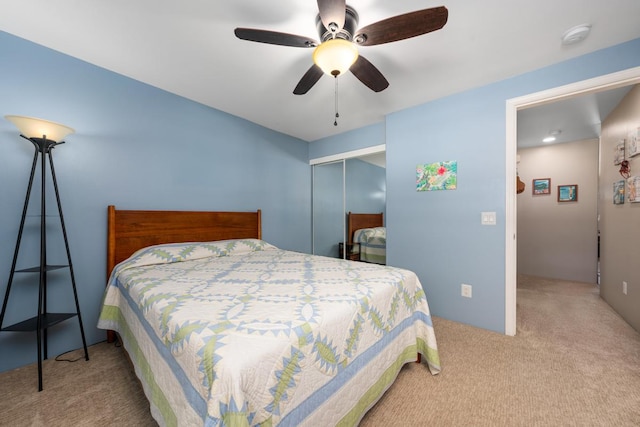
[517,139,599,283]
[599,84,640,332]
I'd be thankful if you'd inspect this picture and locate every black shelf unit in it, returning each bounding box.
[2,313,78,332]
[17,264,68,273]
[0,134,89,391]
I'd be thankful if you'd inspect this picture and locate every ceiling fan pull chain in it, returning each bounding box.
[334,76,339,126]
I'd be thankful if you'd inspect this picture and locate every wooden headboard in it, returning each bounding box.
[347,212,383,243]
[107,205,262,276]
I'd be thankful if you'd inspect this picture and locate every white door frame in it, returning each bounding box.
[504,66,640,336]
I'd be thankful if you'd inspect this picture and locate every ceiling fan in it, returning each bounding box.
[234,1,448,95]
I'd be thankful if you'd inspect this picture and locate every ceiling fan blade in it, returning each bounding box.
[235,28,318,48]
[350,56,389,92]
[293,64,324,95]
[317,0,346,31]
[354,6,448,47]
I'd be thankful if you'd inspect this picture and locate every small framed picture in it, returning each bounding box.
[614,140,625,165]
[558,184,578,202]
[628,128,640,158]
[613,180,625,205]
[629,176,640,203]
[532,178,551,195]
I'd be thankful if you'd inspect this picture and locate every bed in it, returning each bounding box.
[98,206,440,426]
[347,212,386,264]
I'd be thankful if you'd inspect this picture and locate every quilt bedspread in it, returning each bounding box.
[98,239,439,426]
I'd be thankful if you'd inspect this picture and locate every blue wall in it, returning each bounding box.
[387,38,640,332]
[319,38,640,333]
[0,31,311,372]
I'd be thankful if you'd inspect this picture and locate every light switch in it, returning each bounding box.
[481,212,496,225]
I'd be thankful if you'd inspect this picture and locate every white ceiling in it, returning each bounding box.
[2,0,640,143]
[517,85,633,149]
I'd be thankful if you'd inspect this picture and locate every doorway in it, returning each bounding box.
[505,66,640,336]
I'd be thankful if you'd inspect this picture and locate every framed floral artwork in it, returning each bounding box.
[416,161,457,191]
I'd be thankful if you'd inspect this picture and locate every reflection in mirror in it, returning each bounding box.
[312,151,386,262]
[345,157,386,264]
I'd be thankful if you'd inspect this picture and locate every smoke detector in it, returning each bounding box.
[562,24,591,45]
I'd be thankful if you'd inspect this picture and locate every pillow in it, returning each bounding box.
[111,239,277,279]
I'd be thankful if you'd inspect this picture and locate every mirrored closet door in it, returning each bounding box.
[312,149,386,261]
[312,160,345,258]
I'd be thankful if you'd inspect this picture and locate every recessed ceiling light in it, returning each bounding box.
[542,129,561,143]
[562,24,591,45]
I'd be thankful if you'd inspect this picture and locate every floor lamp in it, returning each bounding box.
[0,115,89,391]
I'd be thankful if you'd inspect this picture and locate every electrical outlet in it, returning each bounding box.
[461,284,472,298]
[623,281,628,295]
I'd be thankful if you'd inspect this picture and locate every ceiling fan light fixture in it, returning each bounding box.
[313,39,358,76]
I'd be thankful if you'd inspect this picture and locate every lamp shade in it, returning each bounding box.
[5,115,75,142]
[312,39,358,76]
